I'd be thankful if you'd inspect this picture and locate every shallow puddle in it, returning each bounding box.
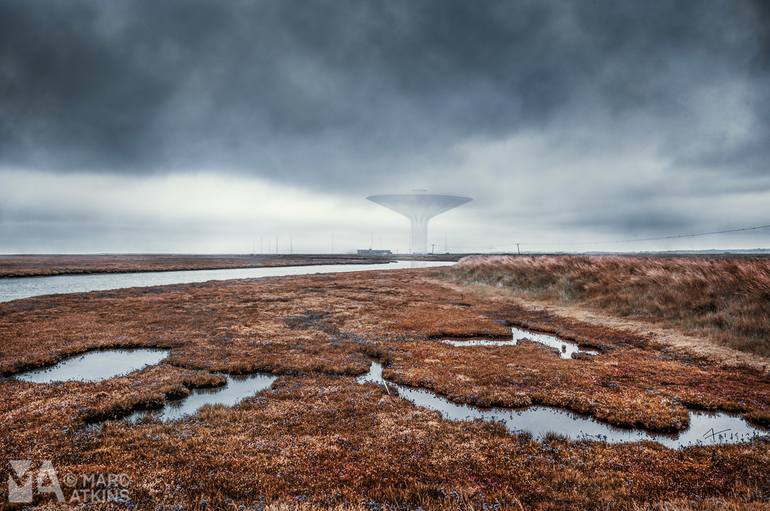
[15,349,170,383]
[443,327,598,359]
[127,372,277,422]
[357,362,767,448]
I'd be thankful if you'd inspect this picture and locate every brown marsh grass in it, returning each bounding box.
[450,255,770,357]
[0,267,768,509]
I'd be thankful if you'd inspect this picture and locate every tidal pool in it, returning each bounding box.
[443,326,598,359]
[357,361,767,448]
[127,372,277,422]
[15,349,170,383]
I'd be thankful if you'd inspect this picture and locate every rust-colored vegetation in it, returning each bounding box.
[0,265,768,509]
[450,255,770,356]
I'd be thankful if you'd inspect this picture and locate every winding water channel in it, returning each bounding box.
[128,372,277,423]
[357,361,767,448]
[12,349,768,448]
[0,260,454,303]
[443,326,599,359]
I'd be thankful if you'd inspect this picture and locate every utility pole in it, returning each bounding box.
[431,243,436,254]
[516,243,521,255]
[275,236,279,254]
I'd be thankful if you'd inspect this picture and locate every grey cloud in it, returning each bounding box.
[560,207,695,236]
[3,0,770,253]
[2,0,768,190]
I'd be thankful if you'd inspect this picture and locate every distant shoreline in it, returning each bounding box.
[3,251,767,279]
[0,253,462,279]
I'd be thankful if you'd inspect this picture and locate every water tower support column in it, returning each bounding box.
[409,216,429,254]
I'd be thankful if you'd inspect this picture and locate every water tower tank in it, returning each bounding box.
[367,191,472,254]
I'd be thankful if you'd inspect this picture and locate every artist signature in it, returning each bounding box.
[703,427,731,441]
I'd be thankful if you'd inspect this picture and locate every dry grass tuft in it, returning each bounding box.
[451,255,770,356]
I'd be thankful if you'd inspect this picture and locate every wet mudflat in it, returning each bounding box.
[15,349,169,383]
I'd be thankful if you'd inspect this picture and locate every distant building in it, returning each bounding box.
[357,249,393,256]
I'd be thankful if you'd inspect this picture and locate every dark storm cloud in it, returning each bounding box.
[1,0,769,192]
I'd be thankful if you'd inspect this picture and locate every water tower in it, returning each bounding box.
[367,191,472,254]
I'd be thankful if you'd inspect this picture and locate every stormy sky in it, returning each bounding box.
[1,0,769,253]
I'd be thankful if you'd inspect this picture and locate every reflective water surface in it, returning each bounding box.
[357,361,767,448]
[16,349,170,383]
[443,327,598,359]
[127,372,277,422]
[23,349,765,446]
[0,260,455,303]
